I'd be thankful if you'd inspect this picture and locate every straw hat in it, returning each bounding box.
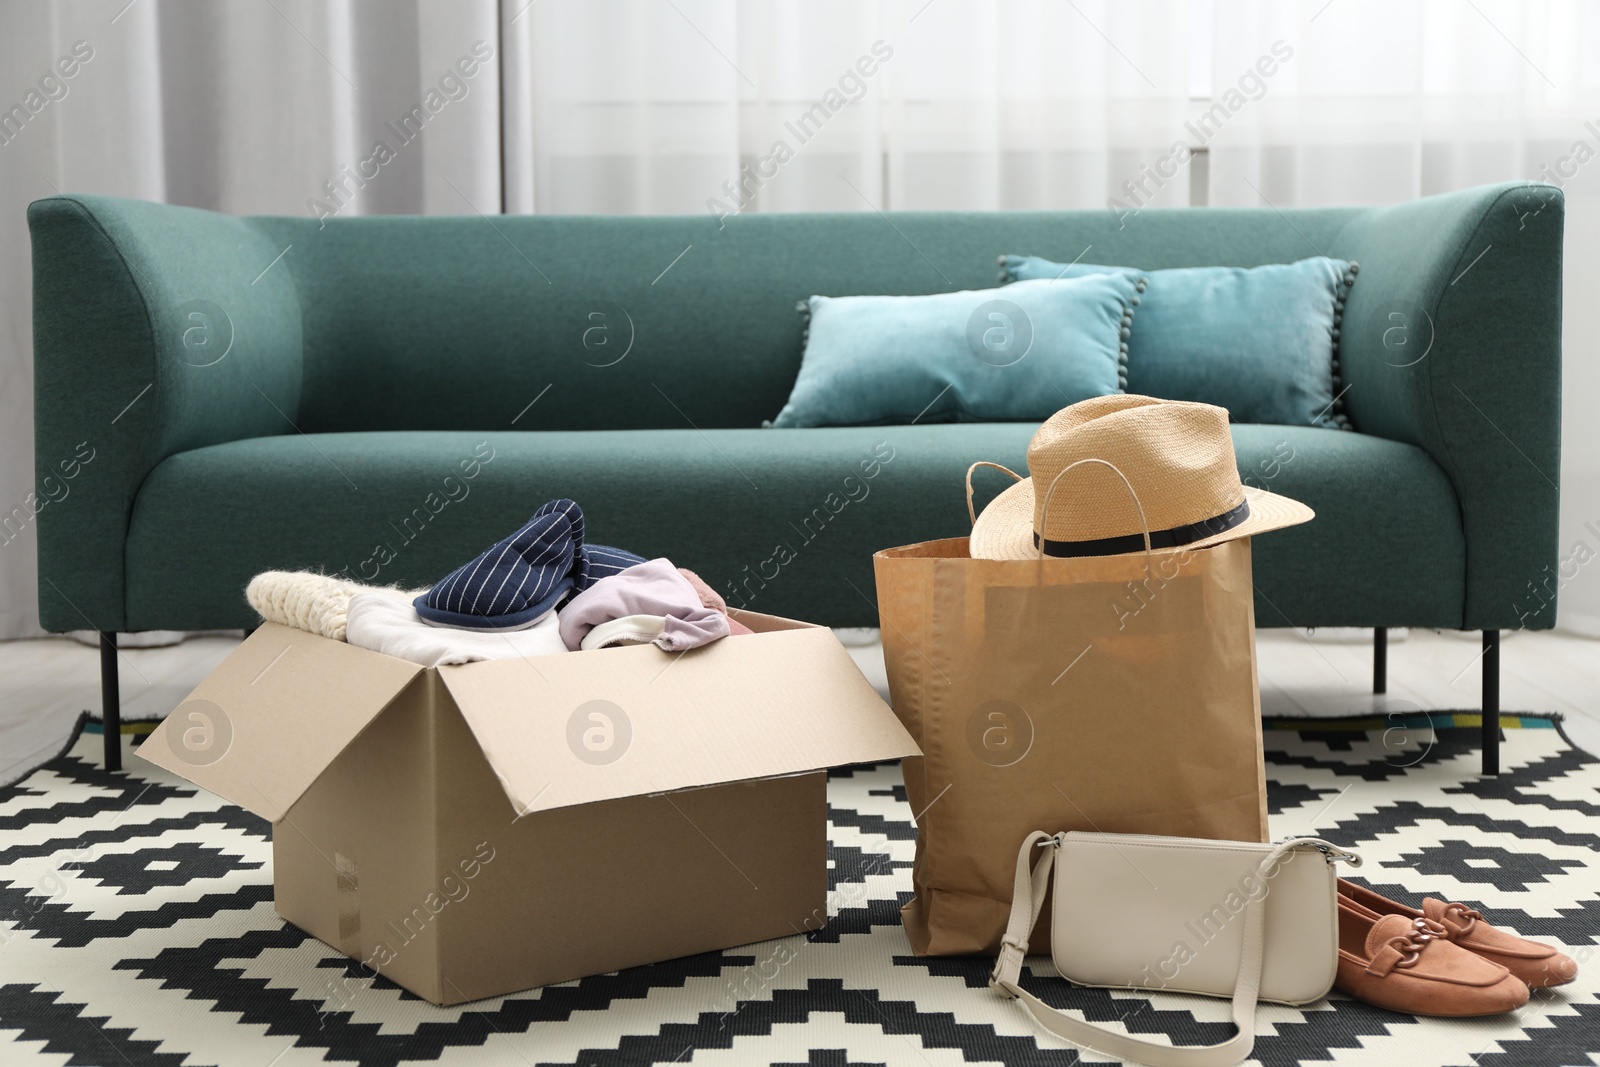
[969,395,1314,560]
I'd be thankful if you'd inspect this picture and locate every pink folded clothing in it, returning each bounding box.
[558,558,731,652]
[678,567,754,636]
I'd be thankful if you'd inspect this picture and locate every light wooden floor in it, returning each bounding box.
[3,627,1598,782]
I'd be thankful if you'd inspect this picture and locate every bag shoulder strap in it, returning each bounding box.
[989,832,1347,1067]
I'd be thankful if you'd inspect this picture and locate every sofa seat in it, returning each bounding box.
[124,424,1463,632]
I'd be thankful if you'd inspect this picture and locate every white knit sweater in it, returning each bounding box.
[245,571,423,642]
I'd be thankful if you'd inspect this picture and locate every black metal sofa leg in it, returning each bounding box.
[99,631,121,772]
[1373,627,1387,694]
[1482,629,1499,777]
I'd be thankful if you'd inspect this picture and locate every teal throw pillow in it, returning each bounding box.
[770,275,1144,428]
[999,255,1358,429]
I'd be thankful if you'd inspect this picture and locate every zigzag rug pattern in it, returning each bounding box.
[0,724,1595,1066]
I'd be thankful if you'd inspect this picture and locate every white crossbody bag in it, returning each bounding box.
[990,831,1362,1067]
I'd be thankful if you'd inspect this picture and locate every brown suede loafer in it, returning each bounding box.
[1336,898,1530,1016]
[1340,879,1578,989]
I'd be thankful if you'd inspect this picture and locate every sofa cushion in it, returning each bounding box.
[772,275,1142,427]
[124,425,1464,631]
[1000,255,1357,430]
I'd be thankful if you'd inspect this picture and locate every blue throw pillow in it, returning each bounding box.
[999,255,1358,429]
[769,275,1144,428]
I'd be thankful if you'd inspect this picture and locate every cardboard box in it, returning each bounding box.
[138,610,918,1005]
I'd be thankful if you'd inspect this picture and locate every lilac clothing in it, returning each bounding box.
[558,558,730,652]
[678,567,754,635]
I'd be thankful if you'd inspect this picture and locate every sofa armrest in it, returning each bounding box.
[1329,182,1563,630]
[28,195,303,632]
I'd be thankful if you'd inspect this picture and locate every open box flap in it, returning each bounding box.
[136,623,425,820]
[437,623,920,818]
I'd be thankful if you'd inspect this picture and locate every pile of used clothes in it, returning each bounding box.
[245,498,751,668]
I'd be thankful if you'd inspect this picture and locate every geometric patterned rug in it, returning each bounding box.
[0,723,1595,1066]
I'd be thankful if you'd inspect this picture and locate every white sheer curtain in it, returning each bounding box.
[500,0,1600,212]
[500,0,1197,215]
[1208,0,1600,206]
[0,0,502,639]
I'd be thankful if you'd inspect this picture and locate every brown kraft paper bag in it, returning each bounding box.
[873,535,1268,956]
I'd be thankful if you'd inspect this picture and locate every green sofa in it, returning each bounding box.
[29,182,1562,773]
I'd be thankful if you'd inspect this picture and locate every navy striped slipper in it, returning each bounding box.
[414,498,644,630]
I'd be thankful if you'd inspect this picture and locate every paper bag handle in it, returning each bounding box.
[967,457,1157,577]
[965,461,1022,526]
[1034,459,1154,582]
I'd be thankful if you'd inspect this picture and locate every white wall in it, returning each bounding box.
[1556,188,1600,635]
